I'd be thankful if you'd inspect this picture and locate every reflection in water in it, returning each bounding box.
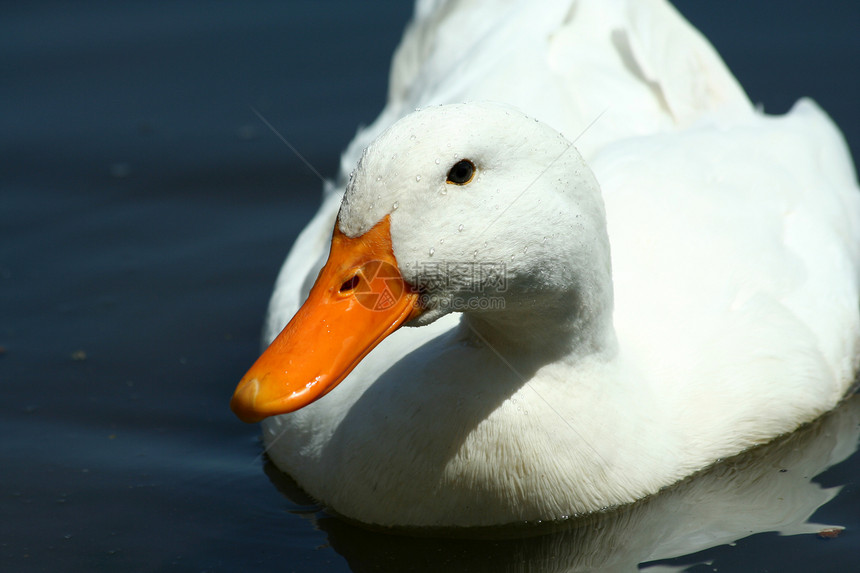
[265,394,859,572]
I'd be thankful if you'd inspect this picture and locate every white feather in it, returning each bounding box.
[258,0,859,527]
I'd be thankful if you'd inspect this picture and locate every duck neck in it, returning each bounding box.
[461,257,617,366]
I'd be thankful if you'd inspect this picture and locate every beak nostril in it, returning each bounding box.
[339,275,360,293]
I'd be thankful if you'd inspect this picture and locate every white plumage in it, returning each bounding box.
[251,0,860,527]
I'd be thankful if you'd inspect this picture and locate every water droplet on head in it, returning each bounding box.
[439,238,445,244]
[440,188,447,195]
[523,246,528,253]
[435,158,441,165]
[542,236,548,243]
[429,247,435,257]
[376,176,382,182]
[458,224,464,232]
[416,175,421,182]
[392,201,399,210]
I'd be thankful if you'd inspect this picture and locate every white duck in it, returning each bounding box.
[231,0,860,528]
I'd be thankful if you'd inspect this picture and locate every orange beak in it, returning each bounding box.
[231,215,423,423]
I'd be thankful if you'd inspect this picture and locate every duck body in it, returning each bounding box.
[240,0,860,527]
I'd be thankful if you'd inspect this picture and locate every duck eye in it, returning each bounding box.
[446,159,475,185]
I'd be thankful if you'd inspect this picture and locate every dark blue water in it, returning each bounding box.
[2,2,859,571]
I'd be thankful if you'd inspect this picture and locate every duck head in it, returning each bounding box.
[231,102,613,423]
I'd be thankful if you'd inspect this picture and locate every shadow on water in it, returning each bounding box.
[263,394,860,572]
